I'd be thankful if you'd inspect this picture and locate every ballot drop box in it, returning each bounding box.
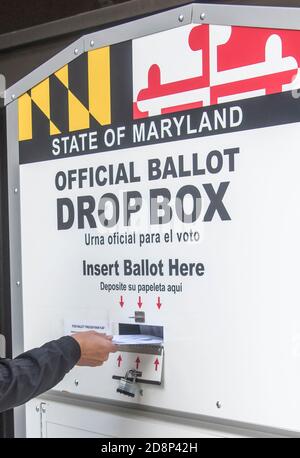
[5,1,300,438]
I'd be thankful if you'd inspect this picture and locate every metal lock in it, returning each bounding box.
[116,369,142,398]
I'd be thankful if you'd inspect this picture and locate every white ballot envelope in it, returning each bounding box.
[112,334,163,346]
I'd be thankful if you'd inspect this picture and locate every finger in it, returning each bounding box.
[109,344,118,353]
[77,358,95,366]
[90,361,104,367]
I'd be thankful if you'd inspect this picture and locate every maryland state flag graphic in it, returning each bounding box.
[17,24,300,159]
[132,24,300,118]
[18,41,133,143]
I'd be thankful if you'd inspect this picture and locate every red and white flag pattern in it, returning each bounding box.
[133,24,300,119]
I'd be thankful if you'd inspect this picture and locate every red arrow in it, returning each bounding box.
[137,296,143,309]
[135,357,141,370]
[157,297,162,310]
[154,358,160,371]
[117,355,122,368]
[119,296,124,308]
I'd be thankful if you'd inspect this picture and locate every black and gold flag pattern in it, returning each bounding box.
[18,42,132,142]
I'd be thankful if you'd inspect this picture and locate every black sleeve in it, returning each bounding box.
[0,336,81,413]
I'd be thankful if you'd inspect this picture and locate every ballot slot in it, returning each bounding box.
[113,323,164,357]
[119,323,163,337]
[112,323,164,389]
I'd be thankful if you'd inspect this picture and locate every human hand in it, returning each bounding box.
[72,331,117,367]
